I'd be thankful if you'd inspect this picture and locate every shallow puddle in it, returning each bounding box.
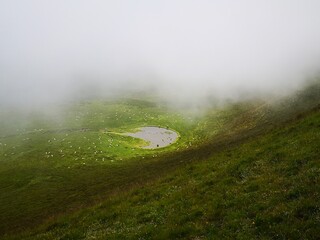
[123,127,179,149]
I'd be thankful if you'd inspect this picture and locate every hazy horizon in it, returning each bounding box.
[1,1,320,109]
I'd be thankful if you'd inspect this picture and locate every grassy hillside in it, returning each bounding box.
[0,96,249,235]
[1,80,319,239]
[12,102,320,240]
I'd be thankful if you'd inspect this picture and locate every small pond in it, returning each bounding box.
[123,127,179,149]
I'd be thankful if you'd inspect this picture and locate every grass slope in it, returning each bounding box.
[1,80,319,239]
[0,97,242,235]
[15,104,320,240]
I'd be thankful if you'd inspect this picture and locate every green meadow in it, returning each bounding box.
[0,80,319,239]
[0,97,232,235]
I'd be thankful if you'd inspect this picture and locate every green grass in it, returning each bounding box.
[11,103,320,240]
[0,97,244,236]
[0,80,319,239]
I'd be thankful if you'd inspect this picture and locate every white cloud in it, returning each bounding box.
[0,0,320,107]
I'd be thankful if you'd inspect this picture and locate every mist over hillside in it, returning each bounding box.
[1,0,320,109]
[1,2,320,239]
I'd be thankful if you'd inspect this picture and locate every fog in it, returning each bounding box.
[1,0,320,109]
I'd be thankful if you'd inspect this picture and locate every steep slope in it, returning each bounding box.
[6,86,320,239]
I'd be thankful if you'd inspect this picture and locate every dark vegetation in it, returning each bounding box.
[0,80,319,239]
